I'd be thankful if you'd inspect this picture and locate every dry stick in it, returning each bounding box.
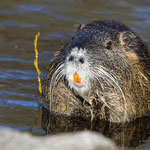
[29,32,42,135]
[34,32,42,95]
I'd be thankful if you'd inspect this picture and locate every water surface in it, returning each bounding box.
[0,0,150,148]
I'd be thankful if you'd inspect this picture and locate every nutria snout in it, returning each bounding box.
[43,20,150,123]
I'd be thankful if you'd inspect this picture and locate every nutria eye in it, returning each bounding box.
[69,55,74,61]
[79,57,84,64]
[105,41,112,49]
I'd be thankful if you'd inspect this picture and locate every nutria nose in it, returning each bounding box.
[79,57,84,64]
[69,55,74,61]
[68,55,84,64]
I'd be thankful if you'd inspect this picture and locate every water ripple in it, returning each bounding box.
[18,4,44,13]
[6,99,38,108]
[0,70,36,80]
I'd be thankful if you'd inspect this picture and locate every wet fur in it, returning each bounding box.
[43,20,150,123]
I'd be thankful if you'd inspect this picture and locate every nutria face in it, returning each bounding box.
[64,28,127,101]
[65,47,93,96]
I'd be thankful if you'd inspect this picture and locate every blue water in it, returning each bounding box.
[0,0,150,147]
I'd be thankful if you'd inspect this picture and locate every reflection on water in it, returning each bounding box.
[42,107,150,148]
[0,0,150,148]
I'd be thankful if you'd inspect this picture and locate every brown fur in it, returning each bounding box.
[42,20,150,123]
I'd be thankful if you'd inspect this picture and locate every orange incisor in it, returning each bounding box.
[73,72,81,83]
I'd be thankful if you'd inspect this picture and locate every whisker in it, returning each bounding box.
[92,71,104,90]
[55,69,64,83]
[54,70,65,87]
[92,71,121,117]
[49,63,65,112]
[93,66,127,121]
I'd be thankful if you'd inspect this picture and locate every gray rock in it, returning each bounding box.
[0,128,117,150]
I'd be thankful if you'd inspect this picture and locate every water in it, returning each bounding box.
[0,0,150,148]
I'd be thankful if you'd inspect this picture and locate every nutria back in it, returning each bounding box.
[43,20,150,123]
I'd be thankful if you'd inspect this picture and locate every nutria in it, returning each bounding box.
[42,20,150,123]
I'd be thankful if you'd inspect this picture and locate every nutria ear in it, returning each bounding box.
[78,24,85,30]
[120,31,142,53]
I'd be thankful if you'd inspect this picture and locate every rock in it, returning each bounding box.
[0,128,117,150]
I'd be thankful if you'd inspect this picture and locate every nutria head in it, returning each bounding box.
[47,20,150,122]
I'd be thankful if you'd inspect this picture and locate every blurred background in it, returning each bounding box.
[0,0,150,147]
